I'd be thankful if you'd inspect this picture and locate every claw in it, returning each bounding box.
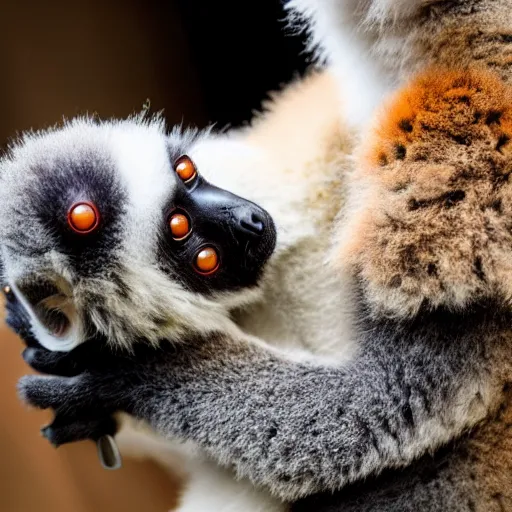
[22,347,38,366]
[97,435,123,470]
[3,284,14,301]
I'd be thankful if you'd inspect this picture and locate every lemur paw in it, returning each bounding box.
[22,344,102,377]
[18,370,128,447]
[41,414,118,447]
[17,343,163,446]
[36,392,120,469]
[41,415,122,469]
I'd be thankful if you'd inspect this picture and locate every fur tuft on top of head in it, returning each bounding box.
[335,66,512,318]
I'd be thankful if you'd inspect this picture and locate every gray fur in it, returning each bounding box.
[17,289,512,510]
[8,1,512,510]
[135,301,512,502]
[295,403,512,511]
[8,100,512,511]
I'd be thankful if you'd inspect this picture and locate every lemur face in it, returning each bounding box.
[0,117,276,351]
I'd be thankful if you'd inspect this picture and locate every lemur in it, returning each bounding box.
[8,0,512,511]
[1,69,350,512]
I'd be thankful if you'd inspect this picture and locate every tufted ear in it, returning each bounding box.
[335,67,512,318]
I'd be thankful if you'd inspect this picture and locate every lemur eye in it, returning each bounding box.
[67,201,100,234]
[169,212,191,240]
[195,247,220,275]
[175,155,197,182]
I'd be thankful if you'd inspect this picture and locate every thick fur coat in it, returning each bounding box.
[5,1,512,511]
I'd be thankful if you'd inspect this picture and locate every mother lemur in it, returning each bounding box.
[5,0,512,511]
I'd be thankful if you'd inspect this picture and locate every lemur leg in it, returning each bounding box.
[116,422,286,512]
[174,458,285,512]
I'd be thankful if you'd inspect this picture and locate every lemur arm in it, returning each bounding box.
[18,304,506,501]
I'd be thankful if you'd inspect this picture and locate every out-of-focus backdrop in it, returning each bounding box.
[0,1,308,510]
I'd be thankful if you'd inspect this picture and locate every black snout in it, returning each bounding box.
[163,174,277,294]
[236,207,266,236]
[179,180,272,240]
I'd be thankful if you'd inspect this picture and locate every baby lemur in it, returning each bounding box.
[2,71,350,512]
[7,0,512,511]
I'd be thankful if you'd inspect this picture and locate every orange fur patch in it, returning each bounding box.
[339,67,512,317]
[369,67,512,174]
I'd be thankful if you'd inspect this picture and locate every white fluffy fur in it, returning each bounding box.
[116,421,278,512]
[286,0,392,127]
[0,119,257,352]
[285,0,433,129]
[174,459,284,512]
[116,420,284,512]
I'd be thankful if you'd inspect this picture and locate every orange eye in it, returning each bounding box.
[195,247,219,275]
[169,213,191,240]
[175,156,197,182]
[68,202,100,234]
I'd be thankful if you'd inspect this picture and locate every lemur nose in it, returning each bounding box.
[238,208,265,236]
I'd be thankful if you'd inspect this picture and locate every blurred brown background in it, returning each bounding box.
[0,1,307,510]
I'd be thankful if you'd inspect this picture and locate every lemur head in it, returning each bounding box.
[337,66,512,318]
[0,117,276,351]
